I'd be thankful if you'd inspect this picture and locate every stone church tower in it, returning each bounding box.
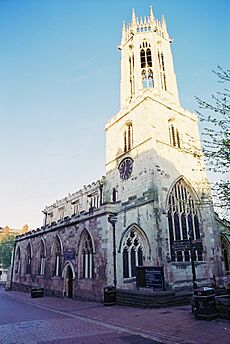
[11,7,223,301]
[104,7,222,289]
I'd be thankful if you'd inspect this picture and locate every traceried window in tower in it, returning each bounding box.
[167,179,203,263]
[168,120,181,149]
[158,51,167,91]
[140,41,154,88]
[124,122,133,152]
[129,52,135,97]
[122,228,144,278]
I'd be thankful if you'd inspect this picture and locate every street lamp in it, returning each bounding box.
[188,229,197,289]
[108,214,118,288]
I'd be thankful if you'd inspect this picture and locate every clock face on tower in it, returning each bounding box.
[118,158,133,180]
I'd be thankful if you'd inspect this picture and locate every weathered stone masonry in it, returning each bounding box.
[11,7,226,301]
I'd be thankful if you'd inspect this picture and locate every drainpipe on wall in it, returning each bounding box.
[108,214,118,288]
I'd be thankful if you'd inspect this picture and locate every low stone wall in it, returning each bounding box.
[116,289,192,308]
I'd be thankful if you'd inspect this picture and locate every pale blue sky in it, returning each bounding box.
[1,0,229,228]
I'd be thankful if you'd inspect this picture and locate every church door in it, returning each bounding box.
[66,265,73,298]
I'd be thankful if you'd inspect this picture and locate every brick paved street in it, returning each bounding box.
[0,287,229,344]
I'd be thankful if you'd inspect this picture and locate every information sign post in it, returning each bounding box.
[136,266,165,291]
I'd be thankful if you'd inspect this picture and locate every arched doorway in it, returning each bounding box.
[62,262,75,299]
[66,265,73,298]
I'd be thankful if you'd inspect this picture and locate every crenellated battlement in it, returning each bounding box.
[43,177,105,224]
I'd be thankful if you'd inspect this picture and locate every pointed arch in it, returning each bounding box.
[62,261,75,298]
[40,237,47,257]
[165,176,200,211]
[62,261,76,279]
[39,238,46,276]
[118,223,151,256]
[15,245,21,274]
[25,242,32,274]
[51,234,63,256]
[168,119,181,149]
[119,224,151,279]
[158,50,167,91]
[123,121,133,153]
[78,228,95,254]
[78,229,95,279]
[51,235,63,277]
[166,177,203,263]
[140,41,154,89]
[221,234,230,272]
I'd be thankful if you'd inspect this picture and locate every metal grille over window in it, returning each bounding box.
[167,179,203,262]
[140,41,154,88]
[122,229,143,278]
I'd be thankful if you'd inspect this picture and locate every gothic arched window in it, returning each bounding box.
[124,122,133,152]
[122,228,144,278]
[167,179,203,262]
[52,236,62,277]
[129,53,135,97]
[158,51,167,91]
[140,42,153,88]
[39,240,46,276]
[80,231,93,279]
[221,236,230,272]
[168,121,181,149]
[15,246,21,274]
[26,243,32,274]
[148,69,154,88]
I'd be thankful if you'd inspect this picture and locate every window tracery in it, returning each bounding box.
[53,236,62,277]
[140,41,154,88]
[122,228,144,278]
[167,179,203,263]
[81,231,93,278]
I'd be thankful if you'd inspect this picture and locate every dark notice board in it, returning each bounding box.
[64,250,75,261]
[136,266,165,290]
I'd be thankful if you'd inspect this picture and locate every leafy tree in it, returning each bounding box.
[196,67,230,216]
[0,235,15,269]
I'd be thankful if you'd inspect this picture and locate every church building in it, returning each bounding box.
[11,7,224,301]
